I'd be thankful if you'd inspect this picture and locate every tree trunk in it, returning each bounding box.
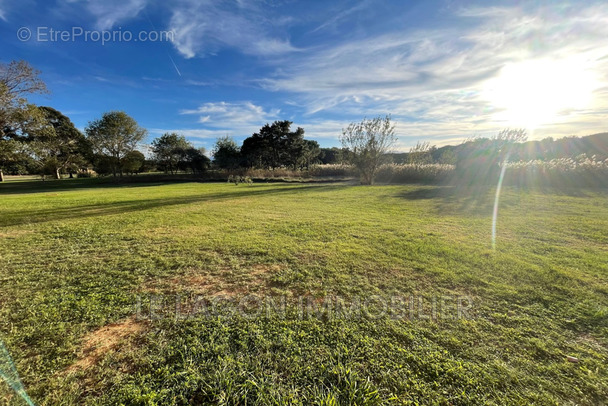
[54,168,61,180]
[0,169,4,182]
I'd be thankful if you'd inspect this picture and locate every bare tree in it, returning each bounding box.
[340,115,397,185]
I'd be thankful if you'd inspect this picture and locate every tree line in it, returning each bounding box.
[2,60,606,185]
[0,60,345,181]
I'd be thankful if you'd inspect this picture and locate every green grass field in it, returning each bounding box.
[0,179,607,405]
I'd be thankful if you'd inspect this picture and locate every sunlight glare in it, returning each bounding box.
[484,57,598,129]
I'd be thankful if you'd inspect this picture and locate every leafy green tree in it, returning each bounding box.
[151,132,191,174]
[92,154,115,177]
[85,111,147,177]
[0,138,32,178]
[240,132,269,168]
[241,121,306,169]
[281,126,306,170]
[179,147,210,174]
[212,136,241,169]
[0,60,49,181]
[319,147,347,164]
[340,115,397,185]
[29,107,89,179]
[121,150,146,174]
[301,140,321,169]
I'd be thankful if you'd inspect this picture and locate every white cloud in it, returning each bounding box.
[312,0,373,33]
[168,0,298,58]
[261,2,608,140]
[63,0,147,30]
[179,101,281,136]
[149,128,227,140]
[0,0,12,21]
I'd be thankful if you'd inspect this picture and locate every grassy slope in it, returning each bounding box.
[0,180,606,405]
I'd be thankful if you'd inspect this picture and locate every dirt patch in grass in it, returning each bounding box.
[576,333,608,353]
[0,230,33,238]
[142,272,215,295]
[65,317,148,373]
[141,263,284,296]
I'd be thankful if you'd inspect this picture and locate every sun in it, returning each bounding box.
[483,57,599,129]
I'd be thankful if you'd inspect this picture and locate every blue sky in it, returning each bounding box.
[1,0,607,151]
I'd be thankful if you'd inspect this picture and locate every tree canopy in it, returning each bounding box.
[152,132,192,174]
[152,133,210,174]
[85,111,147,177]
[29,106,89,179]
[212,136,241,169]
[0,60,49,181]
[241,121,307,169]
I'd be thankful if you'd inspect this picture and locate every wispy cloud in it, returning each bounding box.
[312,0,373,33]
[149,127,227,141]
[262,2,608,139]
[168,0,298,59]
[179,101,281,135]
[64,0,147,29]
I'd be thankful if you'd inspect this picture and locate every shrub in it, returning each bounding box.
[227,175,253,185]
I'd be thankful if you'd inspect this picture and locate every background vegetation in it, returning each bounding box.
[2,60,607,187]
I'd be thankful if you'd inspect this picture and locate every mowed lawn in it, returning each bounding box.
[0,180,607,405]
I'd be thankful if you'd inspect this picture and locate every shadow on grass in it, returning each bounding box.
[394,185,496,215]
[0,175,354,195]
[394,182,607,216]
[0,183,349,227]
[0,176,207,195]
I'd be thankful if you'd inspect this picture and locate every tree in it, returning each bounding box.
[240,132,268,168]
[85,111,147,177]
[151,132,191,174]
[179,147,210,174]
[280,125,306,170]
[319,147,348,164]
[121,150,146,174]
[212,136,241,169]
[0,60,49,181]
[0,138,31,178]
[92,154,115,177]
[241,121,306,169]
[301,140,321,169]
[29,107,89,179]
[340,115,397,185]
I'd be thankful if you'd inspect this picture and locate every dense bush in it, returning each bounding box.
[222,164,356,180]
[309,164,357,178]
[219,164,454,184]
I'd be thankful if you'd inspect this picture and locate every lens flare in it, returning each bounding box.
[492,153,510,251]
[0,340,35,406]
